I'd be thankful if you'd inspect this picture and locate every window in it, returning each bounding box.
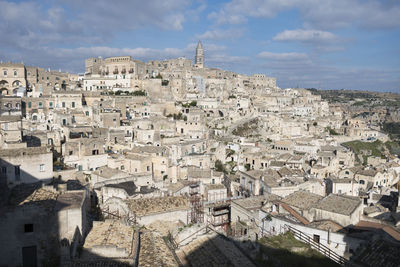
[62,102,65,108]
[3,70,6,76]
[38,102,42,108]
[69,151,73,155]
[14,70,17,76]
[15,166,20,181]
[85,111,89,116]
[39,164,45,172]
[1,167,6,174]
[121,165,125,170]
[146,166,150,171]
[28,102,32,108]
[24,224,33,233]
[72,102,75,108]
[49,102,53,108]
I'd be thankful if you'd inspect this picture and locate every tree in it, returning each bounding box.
[215,160,227,174]
[245,163,251,171]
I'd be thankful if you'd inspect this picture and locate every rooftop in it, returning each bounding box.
[0,146,50,157]
[126,195,189,216]
[83,220,136,258]
[93,166,130,179]
[308,220,344,232]
[313,194,361,216]
[282,190,323,211]
[56,190,85,211]
[138,230,179,266]
[7,183,59,211]
[233,194,281,210]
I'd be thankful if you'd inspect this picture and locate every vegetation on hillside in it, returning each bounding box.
[112,90,146,96]
[342,140,386,165]
[307,88,400,106]
[326,127,340,135]
[232,118,259,137]
[382,122,400,139]
[256,232,339,267]
[181,101,197,108]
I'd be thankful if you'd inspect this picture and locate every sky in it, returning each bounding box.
[0,0,399,92]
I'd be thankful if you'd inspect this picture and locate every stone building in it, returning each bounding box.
[0,147,53,185]
[194,40,204,69]
[85,56,146,80]
[0,62,26,95]
[0,184,88,266]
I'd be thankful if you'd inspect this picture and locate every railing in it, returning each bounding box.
[176,226,209,247]
[101,206,136,225]
[285,225,347,266]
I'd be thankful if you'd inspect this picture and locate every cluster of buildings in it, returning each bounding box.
[0,41,399,266]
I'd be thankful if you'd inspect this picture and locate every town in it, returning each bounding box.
[0,41,399,266]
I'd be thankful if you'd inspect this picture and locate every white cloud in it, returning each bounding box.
[273,29,338,42]
[258,51,309,61]
[211,0,400,30]
[69,0,189,32]
[196,28,244,40]
[256,54,400,92]
[0,0,190,52]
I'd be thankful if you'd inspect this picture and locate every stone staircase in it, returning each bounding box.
[176,226,209,248]
[175,230,256,267]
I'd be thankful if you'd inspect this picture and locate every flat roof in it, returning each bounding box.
[126,195,189,216]
[313,194,361,216]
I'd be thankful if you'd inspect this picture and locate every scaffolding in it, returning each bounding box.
[101,206,136,225]
[188,182,204,223]
[207,203,231,235]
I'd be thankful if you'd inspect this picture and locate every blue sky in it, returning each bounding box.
[0,0,399,92]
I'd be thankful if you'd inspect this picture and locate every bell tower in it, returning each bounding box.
[195,40,204,68]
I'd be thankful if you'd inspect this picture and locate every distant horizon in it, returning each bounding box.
[1,0,399,93]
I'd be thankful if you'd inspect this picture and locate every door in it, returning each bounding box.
[22,246,37,267]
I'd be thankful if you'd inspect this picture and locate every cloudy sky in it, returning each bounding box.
[1,0,399,92]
